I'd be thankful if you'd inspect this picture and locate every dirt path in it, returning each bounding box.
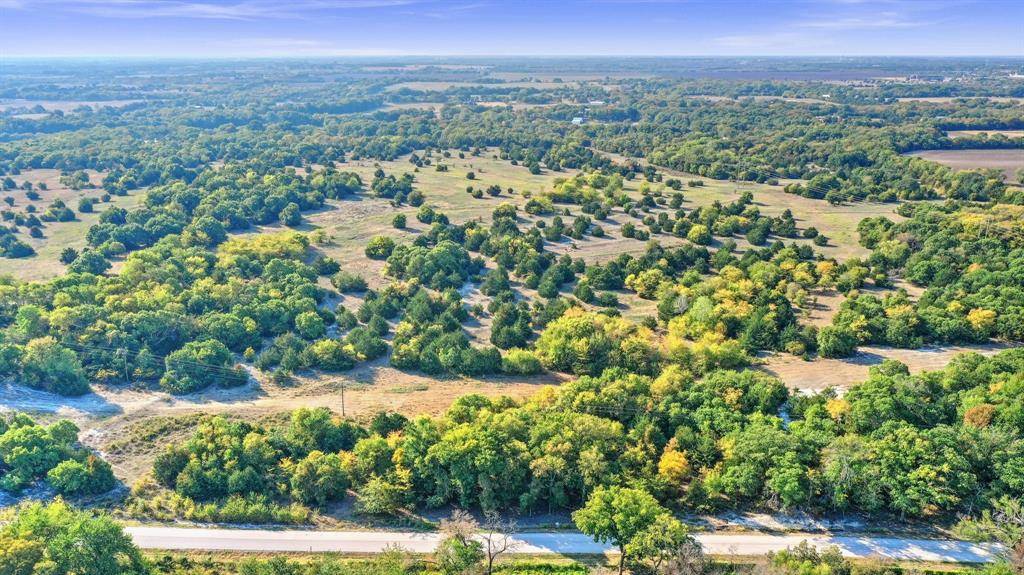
[0,363,558,424]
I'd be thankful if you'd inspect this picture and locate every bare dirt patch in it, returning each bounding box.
[760,342,1016,392]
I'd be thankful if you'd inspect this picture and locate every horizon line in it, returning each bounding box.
[5,54,1024,60]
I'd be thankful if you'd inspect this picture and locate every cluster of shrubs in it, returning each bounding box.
[0,413,115,497]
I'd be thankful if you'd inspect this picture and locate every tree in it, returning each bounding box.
[67,250,110,275]
[356,475,405,515]
[47,456,116,497]
[817,325,857,358]
[626,514,700,574]
[294,310,326,340]
[573,486,669,574]
[160,339,245,394]
[956,496,1023,570]
[686,224,711,245]
[481,512,519,575]
[290,450,349,506]
[59,247,79,264]
[0,500,145,575]
[366,235,396,259]
[437,510,484,575]
[0,417,80,492]
[20,337,89,396]
[280,202,302,226]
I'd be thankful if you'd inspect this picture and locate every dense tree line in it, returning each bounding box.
[145,347,1022,523]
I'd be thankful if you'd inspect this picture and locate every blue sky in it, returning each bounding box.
[1,0,1021,57]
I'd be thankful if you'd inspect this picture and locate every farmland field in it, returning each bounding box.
[905,148,1024,181]
[946,129,1024,138]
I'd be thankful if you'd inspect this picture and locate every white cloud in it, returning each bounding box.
[12,0,420,20]
[713,31,831,50]
[800,13,926,29]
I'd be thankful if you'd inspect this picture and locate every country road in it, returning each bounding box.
[126,527,1004,563]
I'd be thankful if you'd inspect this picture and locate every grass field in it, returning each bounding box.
[906,149,1024,181]
[0,168,142,281]
[247,149,895,337]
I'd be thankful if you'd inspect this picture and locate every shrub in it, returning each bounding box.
[366,235,396,259]
[47,456,116,497]
[817,325,858,358]
[332,270,368,293]
[502,349,543,375]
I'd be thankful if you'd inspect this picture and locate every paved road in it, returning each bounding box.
[127,527,1003,563]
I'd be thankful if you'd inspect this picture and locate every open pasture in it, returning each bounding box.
[0,168,142,281]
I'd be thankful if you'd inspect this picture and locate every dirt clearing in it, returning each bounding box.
[760,342,1016,392]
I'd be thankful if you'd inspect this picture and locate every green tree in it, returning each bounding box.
[160,339,245,394]
[294,310,326,340]
[290,450,350,506]
[817,325,857,358]
[47,456,116,497]
[366,235,396,259]
[572,486,670,574]
[20,337,89,396]
[280,202,302,226]
[0,500,145,575]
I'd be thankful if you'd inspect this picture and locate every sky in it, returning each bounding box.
[1,0,1022,58]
